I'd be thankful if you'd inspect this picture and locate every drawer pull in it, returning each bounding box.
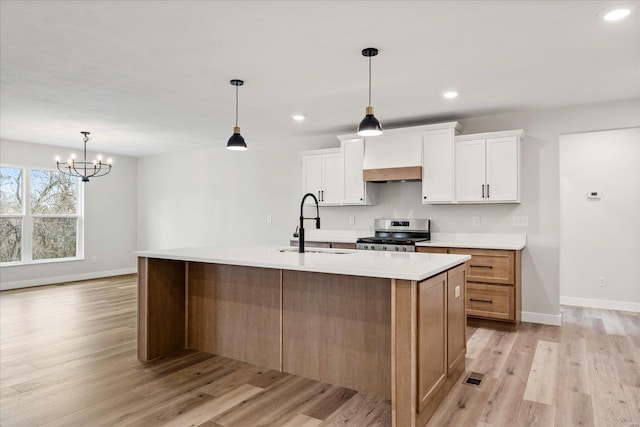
[470,298,493,304]
[470,265,493,269]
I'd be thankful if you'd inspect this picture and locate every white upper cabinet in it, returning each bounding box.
[302,148,342,205]
[486,137,519,202]
[454,139,487,202]
[455,130,523,203]
[341,138,373,205]
[422,126,460,204]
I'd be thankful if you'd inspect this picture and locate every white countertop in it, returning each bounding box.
[417,233,527,250]
[135,245,470,281]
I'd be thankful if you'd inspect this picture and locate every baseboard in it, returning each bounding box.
[560,296,640,313]
[521,311,562,326]
[0,268,138,291]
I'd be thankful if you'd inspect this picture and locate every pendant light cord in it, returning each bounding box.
[235,85,239,127]
[368,56,372,107]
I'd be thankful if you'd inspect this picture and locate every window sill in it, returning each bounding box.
[1,257,84,268]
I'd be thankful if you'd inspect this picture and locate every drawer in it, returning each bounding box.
[466,283,514,321]
[416,247,449,254]
[450,248,514,285]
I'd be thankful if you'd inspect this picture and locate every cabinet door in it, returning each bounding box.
[486,136,519,202]
[422,129,455,203]
[447,265,466,374]
[342,139,366,204]
[417,272,447,412]
[302,154,323,200]
[321,152,341,204]
[455,139,486,202]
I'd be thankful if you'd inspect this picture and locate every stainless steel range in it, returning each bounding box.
[356,218,430,252]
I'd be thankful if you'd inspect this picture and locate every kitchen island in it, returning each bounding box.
[136,246,470,427]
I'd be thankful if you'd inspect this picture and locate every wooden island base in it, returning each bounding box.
[138,257,467,427]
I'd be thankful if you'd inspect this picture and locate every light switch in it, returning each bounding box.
[455,285,460,298]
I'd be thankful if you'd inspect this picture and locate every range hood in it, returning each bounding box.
[363,166,422,183]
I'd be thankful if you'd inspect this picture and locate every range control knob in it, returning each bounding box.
[402,247,408,252]
[395,247,400,251]
[382,246,387,251]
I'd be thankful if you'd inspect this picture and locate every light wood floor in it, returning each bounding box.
[1,275,638,426]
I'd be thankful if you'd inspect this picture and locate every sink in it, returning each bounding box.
[279,248,351,255]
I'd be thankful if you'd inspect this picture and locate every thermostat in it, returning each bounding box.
[586,190,602,200]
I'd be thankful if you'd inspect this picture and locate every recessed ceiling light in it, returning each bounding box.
[443,91,459,99]
[292,114,305,121]
[602,7,631,21]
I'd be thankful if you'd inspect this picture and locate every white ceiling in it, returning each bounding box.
[1,1,638,157]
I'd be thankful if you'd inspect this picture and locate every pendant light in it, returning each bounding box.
[357,47,383,137]
[227,79,247,151]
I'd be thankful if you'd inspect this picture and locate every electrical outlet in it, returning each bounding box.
[91,256,97,264]
[455,285,461,298]
[349,215,355,225]
[267,215,272,224]
[512,216,529,227]
[472,216,481,227]
[599,276,606,287]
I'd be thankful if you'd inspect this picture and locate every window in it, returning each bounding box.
[0,166,82,264]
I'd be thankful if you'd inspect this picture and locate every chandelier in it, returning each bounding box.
[56,131,112,182]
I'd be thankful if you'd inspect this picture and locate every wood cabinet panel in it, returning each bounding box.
[282,271,391,398]
[138,257,186,361]
[447,264,466,374]
[416,246,449,254]
[187,263,281,370]
[466,283,514,320]
[450,248,514,285]
[417,272,447,413]
[330,242,357,250]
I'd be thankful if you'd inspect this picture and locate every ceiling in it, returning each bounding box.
[1,1,638,157]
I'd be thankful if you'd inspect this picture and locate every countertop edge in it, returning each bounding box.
[416,242,526,250]
[135,249,470,282]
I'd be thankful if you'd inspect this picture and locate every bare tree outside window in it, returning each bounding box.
[31,170,79,260]
[0,167,81,264]
[0,167,23,262]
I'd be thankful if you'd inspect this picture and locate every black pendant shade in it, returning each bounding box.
[357,47,383,137]
[227,79,247,151]
[358,106,383,137]
[227,126,247,151]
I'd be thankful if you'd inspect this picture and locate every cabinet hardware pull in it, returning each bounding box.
[482,184,485,198]
[487,184,490,198]
[360,198,363,201]
[470,265,493,269]
[470,298,493,304]
[321,190,324,201]
[318,190,321,201]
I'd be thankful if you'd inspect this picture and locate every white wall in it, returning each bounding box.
[0,139,138,290]
[137,143,309,251]
[559,127,640,311]
[136,98,640,323]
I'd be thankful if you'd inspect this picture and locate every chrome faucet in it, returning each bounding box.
[299,193,321,253]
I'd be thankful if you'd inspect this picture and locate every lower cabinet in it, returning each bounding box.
[416,264,466,413]
[417,246,521,329]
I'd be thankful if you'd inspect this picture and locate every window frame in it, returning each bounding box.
[0,164,84,266]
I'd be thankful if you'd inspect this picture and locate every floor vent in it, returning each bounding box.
[462,371,484,387]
